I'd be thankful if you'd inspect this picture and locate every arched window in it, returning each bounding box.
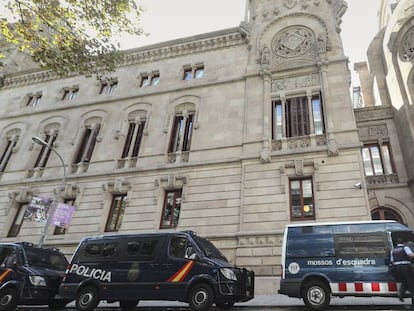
[371,207,403,224]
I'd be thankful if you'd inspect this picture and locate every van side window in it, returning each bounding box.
[0,246,17,267]
[169,237,188,258]
[83,242,118,258]
[85,243,102,256]
[126,239,160,261]
[127,241,142,254]
[334,232,389,257]
[102,243,117,257]
[287,232,334,257]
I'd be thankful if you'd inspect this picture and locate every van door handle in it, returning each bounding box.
[163,264,172,268]
[150,264,159,268]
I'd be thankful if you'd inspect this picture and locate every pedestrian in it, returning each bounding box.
[391,238,414,309]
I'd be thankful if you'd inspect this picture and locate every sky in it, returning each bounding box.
[123,0,382,84]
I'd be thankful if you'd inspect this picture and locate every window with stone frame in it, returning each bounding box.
[122,119,146,159]
[168,114,193,153]
[53,197,76,235]
[361,142,395,176]
[182,63,204,80]
[105,194,127,232]
[160,190,182,229]
[61,87,79,101]
[139,72,160,87]
[289,177,315,221]
[99,79,118,94]
[0,134,19,173]
[33,132,58,169]
[272,92,325,139]
[7,203,28,237]
[73,124,101,164]
[26,93,42,107]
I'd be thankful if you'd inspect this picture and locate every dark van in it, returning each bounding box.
[58,231,254,311]
[278,220,414,310]
[0,242,70,311]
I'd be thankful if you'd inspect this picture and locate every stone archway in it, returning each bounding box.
[371,206,404,224]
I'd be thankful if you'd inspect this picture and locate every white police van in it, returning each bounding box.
[278,220,414,310]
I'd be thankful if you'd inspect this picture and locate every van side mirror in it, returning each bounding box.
[185,247,198,260]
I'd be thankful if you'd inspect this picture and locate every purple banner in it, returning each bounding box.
[51,203,75,228]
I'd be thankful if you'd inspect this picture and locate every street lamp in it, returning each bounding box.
[32,136,67,247]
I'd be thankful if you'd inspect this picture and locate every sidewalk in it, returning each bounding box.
[88,294,405,309]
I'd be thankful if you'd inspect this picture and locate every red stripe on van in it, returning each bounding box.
[355,283,363,292]
[388,282,398,291]
[338,283,347,292]
[371,283,380,292]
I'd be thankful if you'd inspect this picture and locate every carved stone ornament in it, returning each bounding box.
[401,26,414,62]
[272,26,315,59]
[282,0,298,9]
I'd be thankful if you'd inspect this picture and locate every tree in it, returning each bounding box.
[0,0,145,77]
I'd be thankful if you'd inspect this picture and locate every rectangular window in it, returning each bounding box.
[74,125,101,164]
[194,66,204,79]
[286,96,310,137]
[312,93,325,135]
[183,68,193,80]
[140,76,150,87]
[62,88,78,101]
[27,94,42,107]
[0,138,17,172]
[33,134,57,169]
[160,190,182,229]
[99,80,117,94]
[151,74,160,86]
[121,121,145,158]
[105,194,127,232]
[272,93,324,139]
[361,143,394,176]
[8,203,28,237]
[290,178,315,220]
[168,114,193,153]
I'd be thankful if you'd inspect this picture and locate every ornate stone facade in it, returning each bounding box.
[0,0,372,293]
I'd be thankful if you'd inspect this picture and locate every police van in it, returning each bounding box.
[58,231,254,311]
[0,242,70,311]
[278,220,414,310]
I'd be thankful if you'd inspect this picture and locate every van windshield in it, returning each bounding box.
[193,235,228,262]
[24,247,68,271]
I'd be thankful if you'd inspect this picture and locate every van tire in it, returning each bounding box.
[0,287,18,311]
[119,300,139,310]
[76,286,99,311]
[188,284,214,311]
[302,280,330,310]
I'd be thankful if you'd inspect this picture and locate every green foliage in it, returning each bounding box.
[0,0,145,77]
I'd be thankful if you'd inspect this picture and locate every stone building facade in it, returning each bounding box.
[353,0,414,227]
[0,0,373,292]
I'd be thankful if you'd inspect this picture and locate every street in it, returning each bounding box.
[16,306,414,311]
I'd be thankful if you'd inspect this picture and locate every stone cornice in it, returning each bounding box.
[354,106,394,123]
[1,27,247,89]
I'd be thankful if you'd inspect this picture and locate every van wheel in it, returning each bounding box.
[216,301,235,309]
[188,284,214,311]
[0,288,18,311]
[302,280,330,310]
[76,286,99,311]
[119,300,139,310]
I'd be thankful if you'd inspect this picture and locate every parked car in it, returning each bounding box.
[59,230,254,311]
[0,242,71,311]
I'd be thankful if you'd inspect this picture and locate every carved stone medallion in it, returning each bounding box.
[272,26,315,58]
